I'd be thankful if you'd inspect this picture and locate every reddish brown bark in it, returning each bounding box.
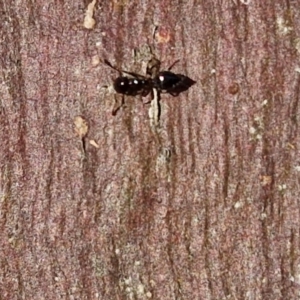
[1,0,300,299]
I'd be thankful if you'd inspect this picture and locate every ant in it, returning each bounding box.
[104,56,196,115]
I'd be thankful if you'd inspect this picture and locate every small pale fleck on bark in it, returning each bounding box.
[154,27,171,44]
[74,116,89,138]
[91,55,100,67]
[83,0,97,29]
[260,175,272,187]
[89,140,99,148]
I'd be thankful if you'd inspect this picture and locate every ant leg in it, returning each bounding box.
[104,59,146,79]
[152,25,158,43]
[112,95,124,116]
[141,86,151,97]
[142,96,152,104]
[141,89,152,104]
[167,59,180,71]
[104,59,122,74]
[142,98,152,104]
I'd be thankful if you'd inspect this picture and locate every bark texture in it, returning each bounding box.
[1,0,300,299]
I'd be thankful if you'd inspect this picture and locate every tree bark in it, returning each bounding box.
[0,0,300,299]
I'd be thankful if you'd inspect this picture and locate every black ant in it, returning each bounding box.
[104,56,196,115]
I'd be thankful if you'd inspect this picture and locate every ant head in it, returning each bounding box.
[114,77,130,94]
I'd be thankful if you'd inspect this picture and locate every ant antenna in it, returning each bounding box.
[104,59,145,78]
[149,25,180,72]
[167,59,180,71]
[103,59,122,74]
